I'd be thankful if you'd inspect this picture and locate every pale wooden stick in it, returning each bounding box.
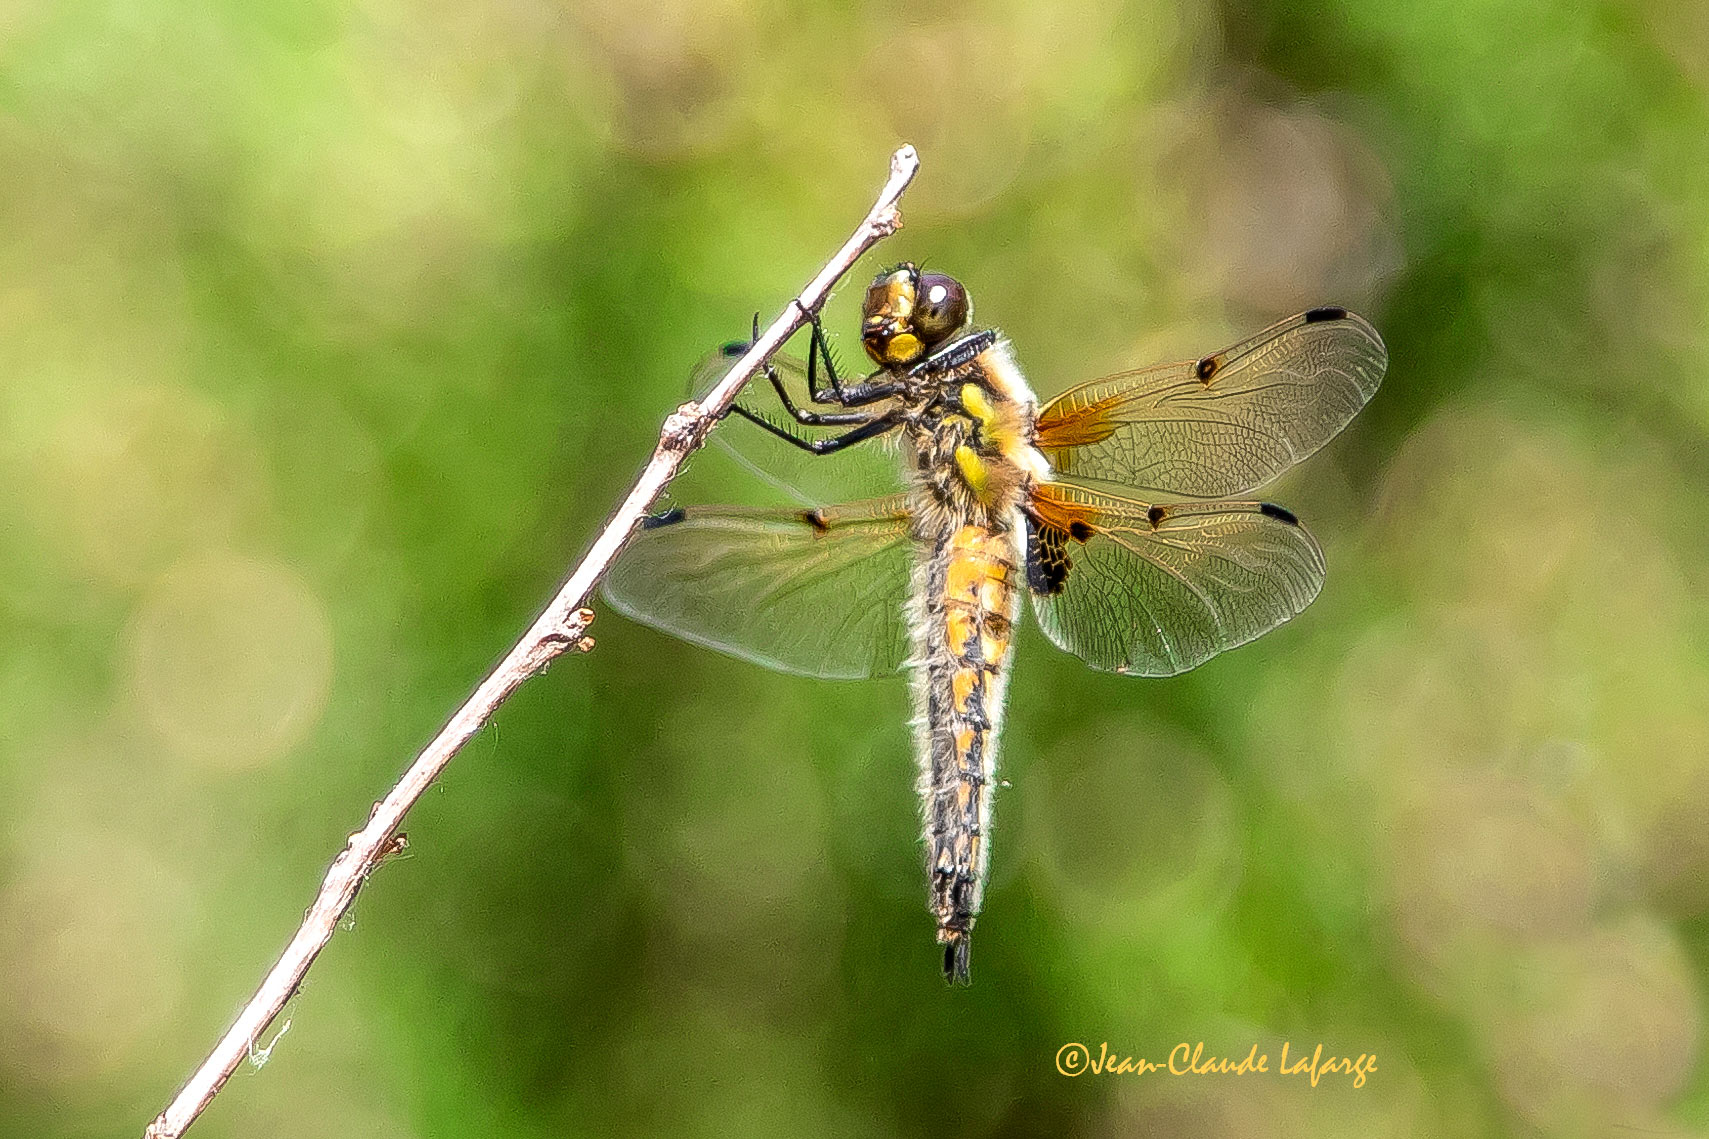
[144,144,920,1139]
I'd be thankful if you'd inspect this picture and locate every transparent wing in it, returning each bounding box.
[687,341,819,400]
[1035,307,1386,497]
[686,341,904,510]
[601,495,914,679]
[1026,479,1326,676]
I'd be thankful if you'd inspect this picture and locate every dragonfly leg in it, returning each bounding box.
[758,374,874,425]
[727,405,901,455]
[803,313,914,407]
[761,346,874,427]
[806,311,850,402]
[718,314,875,425]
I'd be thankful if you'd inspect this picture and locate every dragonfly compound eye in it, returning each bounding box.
[912,273,970,347]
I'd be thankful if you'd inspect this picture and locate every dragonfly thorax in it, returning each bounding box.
[903,344,1048,534]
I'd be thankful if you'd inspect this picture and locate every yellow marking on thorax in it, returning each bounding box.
[960,382,995,426]
[953,382,1001,501]
[953,444,989,498]
[954,363,1049,507]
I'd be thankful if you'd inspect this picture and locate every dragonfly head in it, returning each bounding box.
[861,263,971,368]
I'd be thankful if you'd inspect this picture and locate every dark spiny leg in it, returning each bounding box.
[785,310,909,408]
[807,311,847,402]
[727,405,901,455]
[727,312,890,421]
[758,353,872,426]
[760,380,873,425]
[804,311,911,407]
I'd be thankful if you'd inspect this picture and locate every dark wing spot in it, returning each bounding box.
[1259,502,1299,525]
[1146,505,1167,527]
[1067,519,1094,543]
[1304,306,1347,323]
[1025,515,1071,596]
[1195,355,1219,382]
[642,507,686,530]
[800,508,830,533]
[719,340,750,357]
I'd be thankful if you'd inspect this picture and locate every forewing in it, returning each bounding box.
[686,341,904,509]
[602,495,914,679]
[1035,308,1386,497]
[1027,480,1326,676]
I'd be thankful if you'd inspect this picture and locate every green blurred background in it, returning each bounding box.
[4,0,1709,1135]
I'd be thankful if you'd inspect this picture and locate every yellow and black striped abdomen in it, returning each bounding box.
[909,519,1024,982]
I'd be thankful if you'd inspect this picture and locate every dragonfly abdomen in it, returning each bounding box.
[908,516,1024,983]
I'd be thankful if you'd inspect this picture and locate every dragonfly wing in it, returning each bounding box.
[1034,308,1386,497]
[602,495,914,679]
[1026,479,1325,676]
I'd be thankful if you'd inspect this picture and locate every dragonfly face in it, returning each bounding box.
[604,264,1387,982]
[861,263,972,367]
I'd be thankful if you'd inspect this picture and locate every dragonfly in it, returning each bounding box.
[604,263,1386,982]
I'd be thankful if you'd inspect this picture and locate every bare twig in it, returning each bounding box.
[143,144,920,1139]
